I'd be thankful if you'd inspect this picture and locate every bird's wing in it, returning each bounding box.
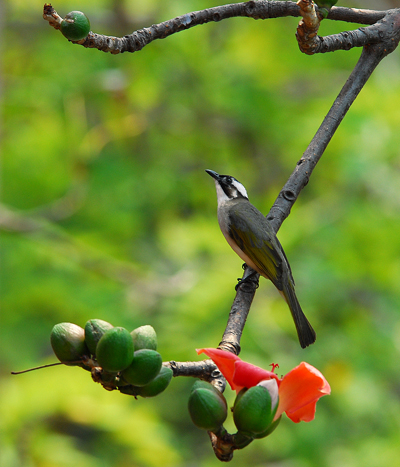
[227,204,285,288]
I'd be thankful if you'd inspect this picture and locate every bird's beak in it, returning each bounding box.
[205,169,220,181]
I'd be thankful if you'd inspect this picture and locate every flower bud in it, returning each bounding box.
[188,382,227,432]
[134,366,173,398]
[50,322,90,365]
[120,349,162,386]
[131,325,157,351]
[233,379,279,436]
[84,319,114,356]
[96,327,134,372]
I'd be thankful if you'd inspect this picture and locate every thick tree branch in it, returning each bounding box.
[219,265,259,355]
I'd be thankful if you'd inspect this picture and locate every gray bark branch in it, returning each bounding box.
[43,2,388,55]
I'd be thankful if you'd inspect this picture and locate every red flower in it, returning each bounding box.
[196,348,330,423]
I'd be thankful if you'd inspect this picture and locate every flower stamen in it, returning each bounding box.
[270,363,279,373]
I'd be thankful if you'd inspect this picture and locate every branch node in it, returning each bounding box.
[282,189,296,202]
[296,0,321,55]
[218,341,240,355]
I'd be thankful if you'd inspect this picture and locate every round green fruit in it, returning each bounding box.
[84,319,113,355]
[96,327,134,372]
[60,11,90,41]
[135,366,173,398]
[131,325,157,351]
[50,322,89,365]
[233,386,276,436]
[121,349,162,386]
[188,386,227,431]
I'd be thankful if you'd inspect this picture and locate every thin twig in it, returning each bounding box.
[11,362,63,374]
[43,2,388,55]
[304,25,381,53]
[91,360,226,392]
[327,7,385,25]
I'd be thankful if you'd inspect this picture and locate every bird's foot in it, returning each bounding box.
[235,266,259,291]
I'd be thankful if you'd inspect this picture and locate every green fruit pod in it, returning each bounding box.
[131,325,157,351]
[135,366,173,398]
[60,11,90,41]
[188,386,227,432]
[121,349,162,386]
[84,319,114,355]
[233,385,277,436]
[96,327,134,372]
[252,416,281,439]
[50,322,89,365]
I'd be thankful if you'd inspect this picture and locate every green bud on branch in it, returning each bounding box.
[96,327,134,372]
[60,11,90,41]
[188,381,228,432]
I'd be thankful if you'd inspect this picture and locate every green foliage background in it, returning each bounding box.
[2,1,400,466]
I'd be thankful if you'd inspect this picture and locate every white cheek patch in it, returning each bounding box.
[231,179,248,198]
[215,181,231,205]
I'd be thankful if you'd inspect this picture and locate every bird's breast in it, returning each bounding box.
[217,204,262,274]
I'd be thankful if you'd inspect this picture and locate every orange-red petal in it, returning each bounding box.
[285,400,318,423]
[274,362,331,422]
[196,348,240,390]
[197,348,278,392]
[232,360,279,392]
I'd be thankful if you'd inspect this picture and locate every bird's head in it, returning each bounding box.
[206,169,248,204]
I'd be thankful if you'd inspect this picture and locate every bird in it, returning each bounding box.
[206,169,316,348]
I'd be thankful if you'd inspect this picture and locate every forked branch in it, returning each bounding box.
[220,7,400,355]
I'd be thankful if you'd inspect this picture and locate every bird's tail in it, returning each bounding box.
[280,281,316,349]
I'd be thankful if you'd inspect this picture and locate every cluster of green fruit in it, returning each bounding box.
[50,320,173,398]
[188,380,281,443]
